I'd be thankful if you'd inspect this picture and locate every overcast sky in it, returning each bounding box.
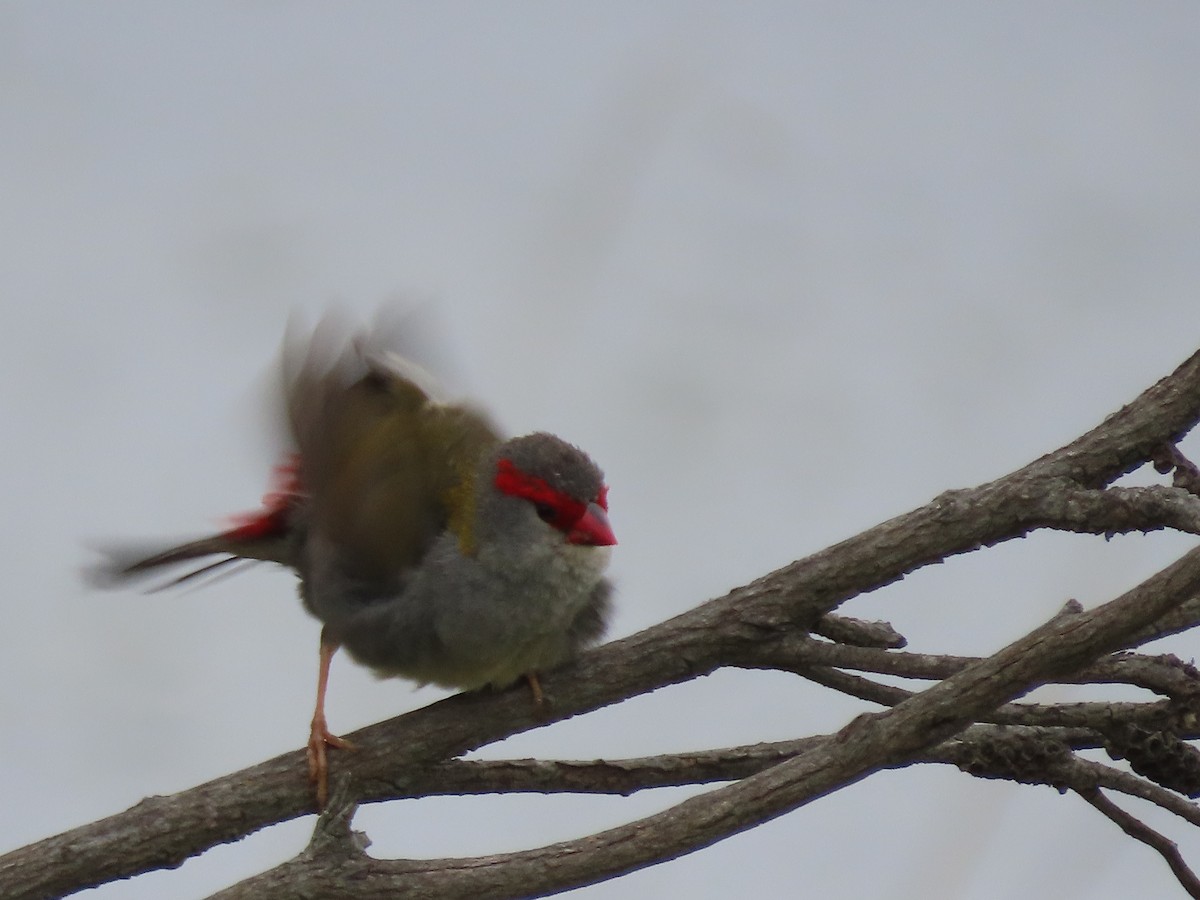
[3,4,1200,898]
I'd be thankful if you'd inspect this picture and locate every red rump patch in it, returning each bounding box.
[224,454,304,541]
[494,457,589,532]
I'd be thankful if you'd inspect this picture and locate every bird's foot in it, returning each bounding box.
[525,671,545,707]
[307,716,356,809]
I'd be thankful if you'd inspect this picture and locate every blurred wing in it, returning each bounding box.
[288,329,500,579]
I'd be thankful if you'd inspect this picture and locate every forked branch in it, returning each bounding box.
[4,348,1200,899]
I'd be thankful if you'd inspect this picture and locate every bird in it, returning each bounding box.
[94,319,616,807]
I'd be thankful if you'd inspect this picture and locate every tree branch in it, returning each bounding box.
[3,348,1200,898]
[1078,787,1200,898]
[211,546,1200,897]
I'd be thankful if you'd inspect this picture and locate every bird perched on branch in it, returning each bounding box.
[95,318,616,806]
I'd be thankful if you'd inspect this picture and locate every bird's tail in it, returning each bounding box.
[88,455,304,591]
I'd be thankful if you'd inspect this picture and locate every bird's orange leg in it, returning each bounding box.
[524,671,545,707]
[307,629,355,809]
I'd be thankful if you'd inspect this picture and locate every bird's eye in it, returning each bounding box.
[535,503,557,523]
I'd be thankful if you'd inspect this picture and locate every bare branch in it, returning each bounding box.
[1078,788,1200,899]
[1153,442,1200,498]
[211,547,1200,897]
[736,637,1200,742]
[4,347,1200,898]
[810,613,907,648]
[768,652,1174,732]
[1125,592,1200,649]
[1075,758,1200,830]
[1035,484,1200,537]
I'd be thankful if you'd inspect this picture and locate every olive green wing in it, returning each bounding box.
[292,351,500,581]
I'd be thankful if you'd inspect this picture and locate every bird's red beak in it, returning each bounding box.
[568,502,617,546]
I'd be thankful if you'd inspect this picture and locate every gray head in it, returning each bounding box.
[476,432,615,551]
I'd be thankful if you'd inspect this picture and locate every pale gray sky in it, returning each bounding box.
[3,4,1200,898]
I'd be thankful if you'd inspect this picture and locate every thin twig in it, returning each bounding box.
[1077,787,1200,899]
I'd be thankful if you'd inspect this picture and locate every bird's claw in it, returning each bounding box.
[307,718,356,809]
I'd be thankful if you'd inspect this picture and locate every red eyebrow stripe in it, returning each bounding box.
[493,457,592,535]
[494,458,581,510]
